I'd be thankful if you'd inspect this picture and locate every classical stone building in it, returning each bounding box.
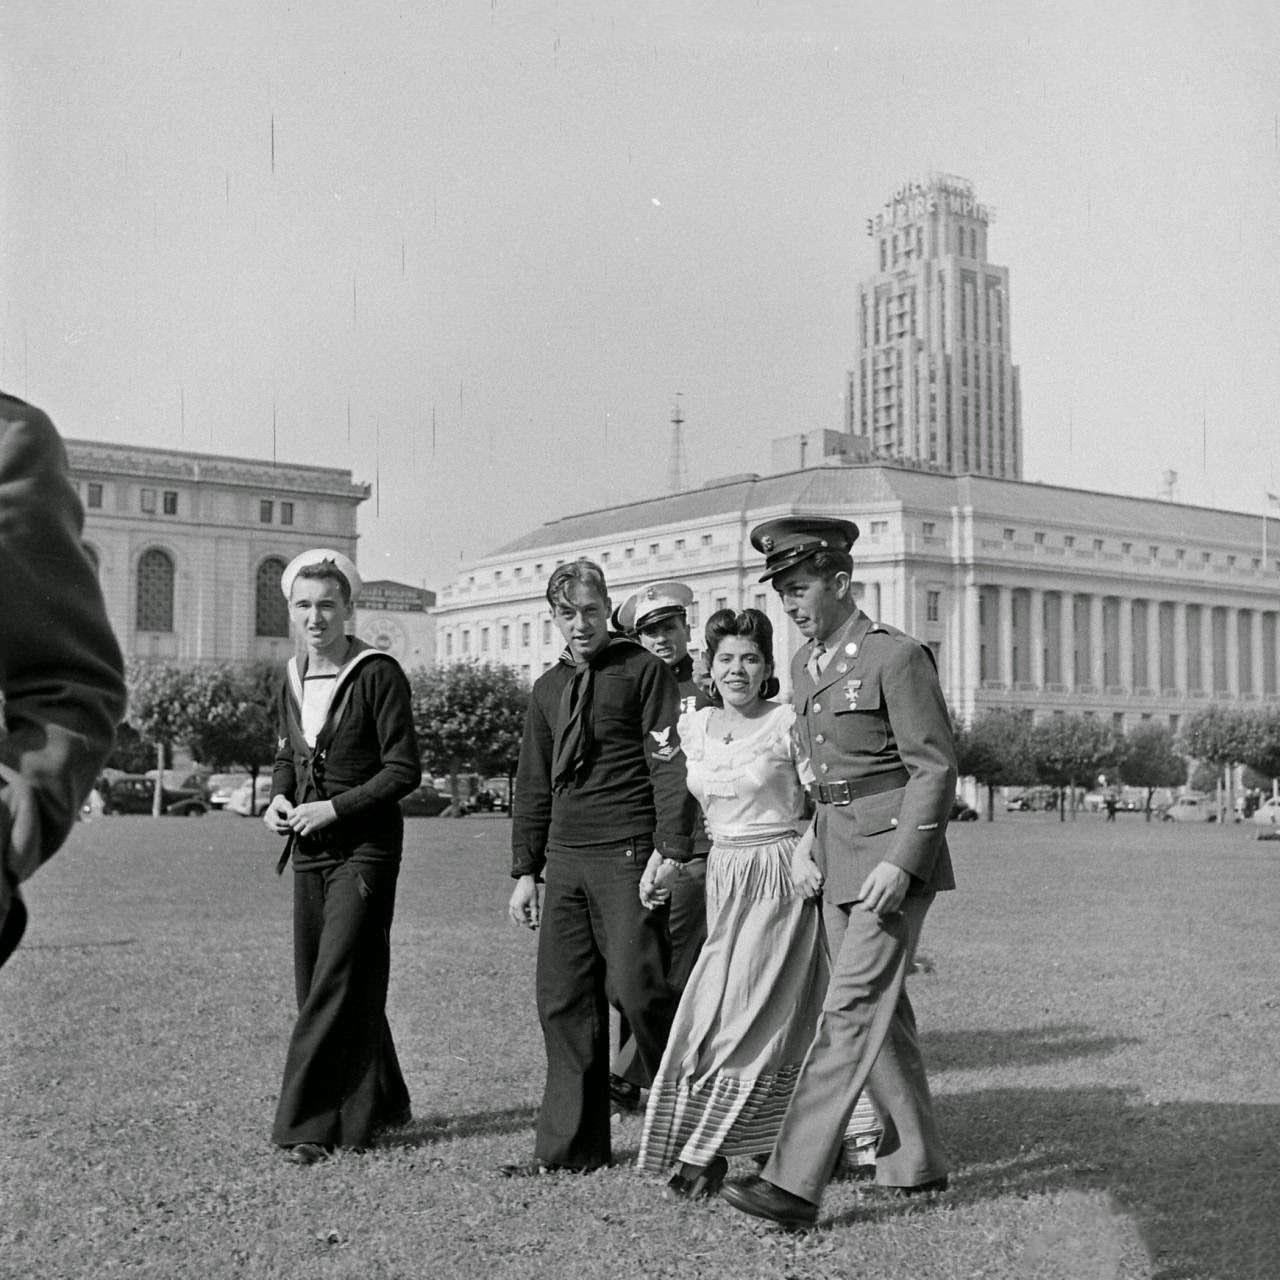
[433,450,1280,730]
[67,439,369,664]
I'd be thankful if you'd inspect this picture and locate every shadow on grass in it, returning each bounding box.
[923,1022,1139,1073]
[384,1105,539,1147]
[828,1085,1280,1280]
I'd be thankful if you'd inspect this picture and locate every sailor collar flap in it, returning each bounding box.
[286,644,389,747]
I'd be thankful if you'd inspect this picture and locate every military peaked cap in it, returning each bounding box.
[750,515,860,582]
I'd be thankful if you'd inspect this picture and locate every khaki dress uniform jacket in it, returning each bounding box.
[762,607,956,1202]
[789,609,955,907]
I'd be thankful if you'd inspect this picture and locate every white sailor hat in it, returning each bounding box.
[615,580,695,634]
[280,548,363,602]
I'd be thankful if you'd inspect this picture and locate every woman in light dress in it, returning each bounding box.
[638,608,879,1198]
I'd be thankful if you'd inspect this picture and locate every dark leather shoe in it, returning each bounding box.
[719,1176,817,1230]
[665,1155,727,1201]
[282,1142,330,1166]
[609,1075,643,1113]
[879,1174,949,1198]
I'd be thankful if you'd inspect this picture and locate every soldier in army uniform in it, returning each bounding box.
[607,581,713,1111]
[721,515,956,1230]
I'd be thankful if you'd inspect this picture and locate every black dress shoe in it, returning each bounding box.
[665,1155,727,1201]
[719,1175,817,1230]
[282,1142,330,1166]
[609,1075,643,1113]
[878,1174,949,1198]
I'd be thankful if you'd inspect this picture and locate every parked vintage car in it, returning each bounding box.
[1161,795,1216,823]
[400,784,453,817]
[207,773,251,809]
[227,775,274,817]
[101,774,210,817]
[950,798,979,822]
[1250,796,1280,827]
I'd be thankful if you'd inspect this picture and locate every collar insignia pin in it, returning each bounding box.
[845,642,858,656]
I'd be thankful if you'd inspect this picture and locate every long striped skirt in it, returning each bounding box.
[638,830,880,1174]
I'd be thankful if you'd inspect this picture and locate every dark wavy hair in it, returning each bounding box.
[704,607,781,702]
[545,558,609,609]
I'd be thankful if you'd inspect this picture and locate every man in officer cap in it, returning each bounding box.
[720,515,956,1230]
[607,580,713,1110]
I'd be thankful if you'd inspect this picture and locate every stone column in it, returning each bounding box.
[1173,601,1188,693]
[1117,596,1133,691]
[1029,587,1045,689]
[1254,610,1268,698]
[1200,604,1214,693]
[963,575,981,716]
[1059,590,1075,690]
[1226,608,1240,695]
[1089,594,1105,689]
[997,585,1013,687]
[1145,600,1161,694]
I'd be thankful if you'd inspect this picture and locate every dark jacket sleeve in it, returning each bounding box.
[329,660,422,817]
[270,681,296,802]
[1,400,127,965]
[637,655,697,859]
[510,683,554,878]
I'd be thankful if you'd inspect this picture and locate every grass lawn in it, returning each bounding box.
[3,809,1279,1279]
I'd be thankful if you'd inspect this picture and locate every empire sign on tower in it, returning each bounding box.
[846,174,1022,479]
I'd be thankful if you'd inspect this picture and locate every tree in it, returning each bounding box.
[185,661,279,813]
[408,662,529,815]
[954,709,1036,820]
[1237,707,1280,785]
[1030,715,1118,821]
[1115,722,1186,820]
[125,661,211,815]
[1178,705,1252,820]
[126,660,280,815]
[105,721,162,774]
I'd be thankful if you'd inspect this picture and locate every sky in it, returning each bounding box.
[3,1,1279,591]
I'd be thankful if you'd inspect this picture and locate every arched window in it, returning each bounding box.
[136,548,174,632]
[256,556,289,637]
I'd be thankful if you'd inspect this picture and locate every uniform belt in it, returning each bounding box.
[807,767,910,806]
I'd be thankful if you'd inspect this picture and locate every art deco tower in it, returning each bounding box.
[846,174,1022,478]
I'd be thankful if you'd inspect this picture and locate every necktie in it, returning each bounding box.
[807,641,826,682]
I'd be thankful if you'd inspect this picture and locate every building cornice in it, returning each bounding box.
[64,439,370,502]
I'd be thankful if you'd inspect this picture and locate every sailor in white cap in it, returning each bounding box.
[606,580,714,1113]
[263,547,421,1163]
